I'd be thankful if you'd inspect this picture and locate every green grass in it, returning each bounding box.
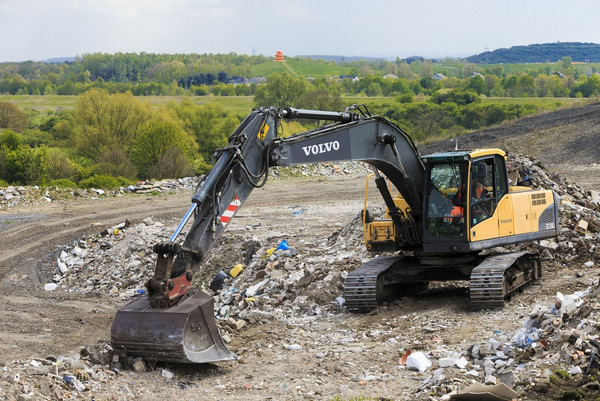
[0,95,79,111]
[250,60,353,78]
[1,94,590,118]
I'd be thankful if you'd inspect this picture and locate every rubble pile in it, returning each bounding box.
[5,155,598,400]
[48,217,172,297]
[46,155,600,333]
[508,155,600,268]
[0,177,198,210]
[268,161,372,179]
[0,163,367,210]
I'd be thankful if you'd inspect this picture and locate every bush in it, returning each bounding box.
[396,93,414,103]
[0,144,49,185]
[0,179,9,187]
[48,178,77,188]
[78,174,121,189]
[0,130,22,150]
[47,149,74,181]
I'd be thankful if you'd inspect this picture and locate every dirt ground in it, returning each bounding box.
[1,103,600,400]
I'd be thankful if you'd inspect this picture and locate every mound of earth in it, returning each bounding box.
[419,101,600,190]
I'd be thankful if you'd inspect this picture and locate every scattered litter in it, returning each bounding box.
[451,382,517,401]
[406,351,431,373]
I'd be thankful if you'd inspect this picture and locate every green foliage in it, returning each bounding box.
[459,103,539,129]
[0,101,28,132]
[0,179,8,187]
[466,42,600,63]
[253,71,309,107]
[78,174,131,189]
[46,149,74,180]
[20,129,54,147]
[194,156,213,175]
[396,93,414,103]
[167,100,238,162]
[571,74,600,97]
[0,144,49,185]
[48,178,77,188]
[0,130,22,150]
[430,89,481,105]
[74,89,152,162]
[297,90,344,111]
[130,116,197,179]
[95,147,137,179]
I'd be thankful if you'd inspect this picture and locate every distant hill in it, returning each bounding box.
[465,42,600,64]
[45,57,75,63]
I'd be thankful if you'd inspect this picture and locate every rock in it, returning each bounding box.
[26,365,49,375]
[130,357,146,372]
[500,370,518,388]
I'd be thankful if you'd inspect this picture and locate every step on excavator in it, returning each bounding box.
[111,106,559,364]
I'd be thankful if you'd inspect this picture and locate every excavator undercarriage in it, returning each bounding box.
[343,251,542,312]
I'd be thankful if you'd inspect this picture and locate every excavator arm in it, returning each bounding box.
[111,106,427,364]
[168,106,426,286]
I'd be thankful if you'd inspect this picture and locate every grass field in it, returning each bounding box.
[0,94,590,117]
[250,59,353,78]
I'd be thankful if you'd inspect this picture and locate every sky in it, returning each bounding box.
[2,0,600,62]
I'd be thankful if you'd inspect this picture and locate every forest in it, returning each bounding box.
[1,50,600,187]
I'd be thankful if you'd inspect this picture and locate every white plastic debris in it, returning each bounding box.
[44,283,58,291]
[456,356,469,369]
[161,369,174,379]
[569,366,583,375]
[406,351,431,373]
[557,291,587,314]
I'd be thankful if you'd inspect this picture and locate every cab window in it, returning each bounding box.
[470,158,496,226]
[425,161,468,238]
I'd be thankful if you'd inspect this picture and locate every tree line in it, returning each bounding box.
[1,66,567,187]
[0,90,239,187]
[2,52,600,98]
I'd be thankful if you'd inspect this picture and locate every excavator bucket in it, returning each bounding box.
[111,290,236,364]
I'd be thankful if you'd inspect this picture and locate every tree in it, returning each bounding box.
[0,102,28,132]
[74,89,151,162]
[298,90,344,111]
[253,71,309,107]
[130,116,197,179]
[0,130,22,150]
[167,100,238,162]
[467,75,487,95]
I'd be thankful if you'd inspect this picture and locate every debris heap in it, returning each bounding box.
[3,157,599,400]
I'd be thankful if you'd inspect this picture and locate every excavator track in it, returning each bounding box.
[343,256,401,312]
[470,251,541,308]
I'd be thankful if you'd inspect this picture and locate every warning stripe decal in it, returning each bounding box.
[220,196,241,225]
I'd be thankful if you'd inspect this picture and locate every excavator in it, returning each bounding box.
[111,105,559,364]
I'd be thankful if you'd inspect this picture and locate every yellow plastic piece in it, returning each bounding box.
[230,263,244,278]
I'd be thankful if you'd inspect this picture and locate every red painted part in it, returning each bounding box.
[166,269,192,302]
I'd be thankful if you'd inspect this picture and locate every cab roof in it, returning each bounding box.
[422,148,506,162]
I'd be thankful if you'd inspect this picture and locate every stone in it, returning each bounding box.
[130,357,146,372]
[500,370,518,388]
